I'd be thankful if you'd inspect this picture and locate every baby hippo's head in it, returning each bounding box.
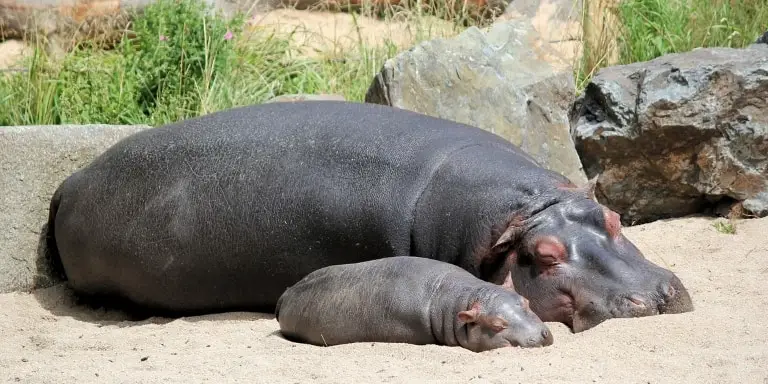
[458,278,553,352]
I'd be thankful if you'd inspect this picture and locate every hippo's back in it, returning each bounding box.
[50,101,541,314]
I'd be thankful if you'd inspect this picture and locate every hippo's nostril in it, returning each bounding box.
[661,283,677,300]
[539,329,554,347]
[658,277,694,314]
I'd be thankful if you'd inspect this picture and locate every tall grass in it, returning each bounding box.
[577,0,768,89]
[0,0,434,126]
[1,0,766,125]
[618,0,767,62]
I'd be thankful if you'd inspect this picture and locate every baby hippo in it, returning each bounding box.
[275,256,553,352]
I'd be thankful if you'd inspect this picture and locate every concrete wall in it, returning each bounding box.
[0,124,150,293]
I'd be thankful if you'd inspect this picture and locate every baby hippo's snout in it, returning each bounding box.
[501,297,554,348]
[511,325,553,348]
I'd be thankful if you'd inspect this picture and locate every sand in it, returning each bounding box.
[1,215,767,383]
[246,9,460,58]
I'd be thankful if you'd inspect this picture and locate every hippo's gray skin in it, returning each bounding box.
[47,100,694,332]
[275,256,553,352]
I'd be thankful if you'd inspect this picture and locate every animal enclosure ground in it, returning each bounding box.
[1,216,767,383]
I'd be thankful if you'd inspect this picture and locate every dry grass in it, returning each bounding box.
[1,0,766,125]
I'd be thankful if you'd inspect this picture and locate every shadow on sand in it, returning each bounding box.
[31,223,276,328]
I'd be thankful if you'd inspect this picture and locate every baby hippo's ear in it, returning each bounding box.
[457,302,482,323]
[484,316,509,333]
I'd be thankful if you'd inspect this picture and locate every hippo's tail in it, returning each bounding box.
[45,184,68,282]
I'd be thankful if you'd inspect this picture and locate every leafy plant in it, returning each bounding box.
[712,220,737,235]
[119,0,246,122]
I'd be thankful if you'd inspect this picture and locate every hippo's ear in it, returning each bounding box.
[484,316,509,333]
[457,302,482,324]
[602,206,622,238]
[559,174,599,200]
[491,224,521,254]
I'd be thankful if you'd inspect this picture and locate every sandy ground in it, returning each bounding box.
[246,9,459,57]
[1,215,767,383]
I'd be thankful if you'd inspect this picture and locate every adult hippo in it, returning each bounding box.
[46,100,693,332]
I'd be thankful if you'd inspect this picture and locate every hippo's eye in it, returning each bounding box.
[537,254,559,267]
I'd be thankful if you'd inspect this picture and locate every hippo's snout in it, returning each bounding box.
[658,276,694,314]
[616,275,694,322]
[538,329,554,347]
[570,273,694,332]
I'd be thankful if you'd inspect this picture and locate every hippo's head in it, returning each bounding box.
[458,275,554,351]
[485,179,694,333]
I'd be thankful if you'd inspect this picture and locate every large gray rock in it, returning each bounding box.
[571,47,768,225]
[365,19,587,185]
[0,124,151,293]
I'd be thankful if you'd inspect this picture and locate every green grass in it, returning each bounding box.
[0,0,439,126]
[712,219,737,234]
[1,0,766,126]
[577,0,768,89]
[617,0,767,62]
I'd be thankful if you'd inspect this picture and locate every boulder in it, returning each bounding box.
[570,47,768,225]
[365,19,587,185]
[0,124,151,293]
